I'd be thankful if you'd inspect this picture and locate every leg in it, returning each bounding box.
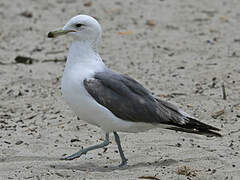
[61,133,110,160]
[113,132,128,167]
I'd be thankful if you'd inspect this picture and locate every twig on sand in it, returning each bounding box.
[138,176,160,180]
[14,55,66,64]
[42,57,66,63]
[221,83,227,100]
[211,109,225,119]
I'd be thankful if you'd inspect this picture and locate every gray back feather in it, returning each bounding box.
[83,70,187,125]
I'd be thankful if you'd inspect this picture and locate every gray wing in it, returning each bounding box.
[83,70,221,136]
[83,70,188,125]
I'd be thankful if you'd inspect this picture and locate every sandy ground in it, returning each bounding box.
[0,0,240,179]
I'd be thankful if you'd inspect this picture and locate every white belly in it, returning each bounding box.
[61,65,156,133]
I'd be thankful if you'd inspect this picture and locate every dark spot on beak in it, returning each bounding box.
[48,32,55,38]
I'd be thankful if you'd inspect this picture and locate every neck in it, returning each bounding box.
[67,40,102,66]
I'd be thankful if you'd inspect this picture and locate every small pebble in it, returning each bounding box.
[20,11,33,18]
[15,140,23,145]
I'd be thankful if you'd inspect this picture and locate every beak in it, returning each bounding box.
[47,29,76,38]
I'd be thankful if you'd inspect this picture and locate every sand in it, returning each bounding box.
[0,0,240,179]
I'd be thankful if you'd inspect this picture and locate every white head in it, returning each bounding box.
[48,15,102,49]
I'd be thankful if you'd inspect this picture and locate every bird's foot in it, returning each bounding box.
[118,158,128,167]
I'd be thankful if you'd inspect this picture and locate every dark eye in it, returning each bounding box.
[75,24,82,28]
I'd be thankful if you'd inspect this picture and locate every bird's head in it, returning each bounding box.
[48,15,102,43]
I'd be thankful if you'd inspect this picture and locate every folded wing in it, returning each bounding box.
[84,70,221,137]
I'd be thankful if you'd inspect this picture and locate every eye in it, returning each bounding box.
[75,23,83,28]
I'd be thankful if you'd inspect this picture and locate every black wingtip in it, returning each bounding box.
[199,129,222,137]
[166,126,222,137]
[167,117,222,137]
[182,117,221,131]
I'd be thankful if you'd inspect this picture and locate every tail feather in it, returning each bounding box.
[167,117,222,137]
[168,117,221,137]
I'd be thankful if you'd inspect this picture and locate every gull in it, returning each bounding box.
[48,15,221,167]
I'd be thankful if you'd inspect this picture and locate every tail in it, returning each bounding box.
[154,98,221,137]
[167,117,222,137]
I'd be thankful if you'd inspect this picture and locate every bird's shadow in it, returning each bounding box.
[49,158,178,172]
[0,155,177,172]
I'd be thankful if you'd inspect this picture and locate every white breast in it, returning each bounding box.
[61,61,104,126]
